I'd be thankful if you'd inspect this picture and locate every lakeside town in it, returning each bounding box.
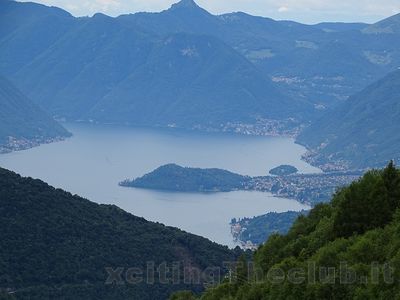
[218,118,304,137]
[189,118,304,138]
[192,119,352,173]
[231,171,364,249]
[0,136,68,154]
[245,171,363,206]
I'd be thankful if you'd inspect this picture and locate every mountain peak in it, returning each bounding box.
[170,0,199,10]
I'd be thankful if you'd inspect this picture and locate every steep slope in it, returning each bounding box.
[174,163,400,299]
[126,1,400,107]
[297,69,400,170]
[1,0,310,128]
[13,12,154,117]
[88,33,309,127]
[362,13,400,34]
[2,0,400,126]
[0,76,70,153]
[0,0,75,74]
[0,167,237,299]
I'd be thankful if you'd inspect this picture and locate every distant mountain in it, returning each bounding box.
[362,13,400,34]
[121,163,250,192]
[0,167,237,299]
[126,1,400,106]
[314,22,369,32]
[2,0,400,131]
[0,0,311,131]
[0,0,75,75]
[0,76,70,153]
[88,33,310,126]
[297,69,400,170]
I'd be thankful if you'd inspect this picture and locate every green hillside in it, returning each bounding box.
[172,162,400,299]
[0,167,237,299]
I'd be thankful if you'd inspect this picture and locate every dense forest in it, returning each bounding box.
[0,167,240,299]
[120,164,250,192]
[172,162,400,299]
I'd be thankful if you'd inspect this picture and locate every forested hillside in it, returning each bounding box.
[120,164,250,192]
[0,167,238,299]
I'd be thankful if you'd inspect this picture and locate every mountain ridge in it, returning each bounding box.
[297,69,400,170]
[0,76,70,153]
[2,0,400,134]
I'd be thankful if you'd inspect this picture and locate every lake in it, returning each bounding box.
[0,123,318,247]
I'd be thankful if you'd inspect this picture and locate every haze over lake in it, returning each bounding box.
[0,123,317,246]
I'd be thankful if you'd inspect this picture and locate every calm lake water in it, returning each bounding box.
[0,123,318,247]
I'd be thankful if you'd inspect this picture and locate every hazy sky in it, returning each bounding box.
[20,0,400,24]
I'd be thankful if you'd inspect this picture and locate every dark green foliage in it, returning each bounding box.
[269,165,298,176]
[189,162,400,299]
[333,161,400,238]
[332,172,388,237]
[0,292,15,300]
[0,167,237,299]
[120,164,250,192]
[0,76,70,148]
[382,160,400,209]
[169,290,197,300]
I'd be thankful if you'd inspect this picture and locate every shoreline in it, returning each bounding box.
[71,119,347,173]
[0,135,71,155]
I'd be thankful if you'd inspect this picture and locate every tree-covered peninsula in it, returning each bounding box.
[120,164,251,192]
[269,165,298,176]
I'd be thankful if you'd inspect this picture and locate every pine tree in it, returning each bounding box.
[382,160,400,210]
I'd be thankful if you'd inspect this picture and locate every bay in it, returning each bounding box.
[0,123,318,247]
